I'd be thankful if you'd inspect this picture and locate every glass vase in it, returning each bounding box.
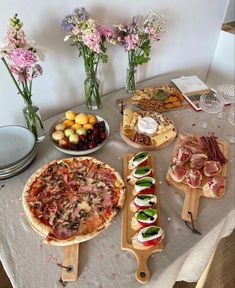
[23,102,46,142]
[84,74,101,110]
[126,68,136,93]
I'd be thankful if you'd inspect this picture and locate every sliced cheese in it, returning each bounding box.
[157,123,175,135]
[123,108,133,127]
[152,130,176,146]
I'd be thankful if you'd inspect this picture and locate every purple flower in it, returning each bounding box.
[74,7,89,21]
[10,48,37,67]
[34,64,43,75]
[61,14,76,32]
[124,34,139,51]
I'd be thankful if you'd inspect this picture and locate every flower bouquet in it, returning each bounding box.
[0,14,45,141]
[61,8,115,110]
[114,11,166,93]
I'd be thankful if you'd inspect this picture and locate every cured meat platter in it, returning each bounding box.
[117,85,189,112]
[122,152,164,284]
[166,133,229,222]
[120,109,177,150]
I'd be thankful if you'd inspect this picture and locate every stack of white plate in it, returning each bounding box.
[0,126,37,179]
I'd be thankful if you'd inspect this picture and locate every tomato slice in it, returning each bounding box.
[138,185,155,194]
[137,219,157,227]
[138,159,148,167]
[142,235,162,246]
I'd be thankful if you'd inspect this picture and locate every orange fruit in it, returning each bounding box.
[83,123,93,130]
[88,114,96,125]
[63,119,74,128]
[75,113,88,125]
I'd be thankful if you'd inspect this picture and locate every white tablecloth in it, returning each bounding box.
[0,75,234,288]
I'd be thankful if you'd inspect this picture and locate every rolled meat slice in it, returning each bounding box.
[186,169,202,188]
[190,153,208,169]
[203,161,222,177]
[173,147,192,164]
[169,164,188,182]
[203,176,227,197]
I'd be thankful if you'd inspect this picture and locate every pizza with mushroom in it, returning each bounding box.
[22,157,125,245]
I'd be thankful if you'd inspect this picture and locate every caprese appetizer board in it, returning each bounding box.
[122,151,164,284]
[166,133,229,222]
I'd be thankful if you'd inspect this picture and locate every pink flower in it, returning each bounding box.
[10,65,32,81]
[99,27,113,39]
[10,48,37,68]
[144,27,160,41]
[82,30,101,53]
[6,27,26,48]
[124,34,139,51]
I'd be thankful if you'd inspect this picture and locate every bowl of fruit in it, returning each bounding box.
[49,111,110,155]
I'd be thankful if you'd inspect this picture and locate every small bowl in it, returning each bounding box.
[49,114,110,156]
[199,93,224,113]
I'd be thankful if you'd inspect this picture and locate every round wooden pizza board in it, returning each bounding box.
[22,157,126,283]
[120,120,177,150]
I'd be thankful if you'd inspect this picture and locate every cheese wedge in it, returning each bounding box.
[129,112,139,128]
[152,130,177,146]
[157,123,175,135]
[123,108,133,127]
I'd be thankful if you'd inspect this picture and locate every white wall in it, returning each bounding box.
[0,0,228,126]
[206,30,235,88]
[224,0,235,22]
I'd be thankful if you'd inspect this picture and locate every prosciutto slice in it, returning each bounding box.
[203,176,227,197]
[190,154,208,169]
[178,133,206,154]
[186,169,202,188]
[169,164,188,182]
[203,161,222,177]
[173,147,192,164]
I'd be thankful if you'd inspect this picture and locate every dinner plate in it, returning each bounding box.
[0,126,36,170]
[0,145,37,179]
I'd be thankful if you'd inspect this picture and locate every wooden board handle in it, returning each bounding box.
[182,190,201,222]
[62,244,79,282]
[135,253,151,284]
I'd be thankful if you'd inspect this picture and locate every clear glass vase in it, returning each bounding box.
[84,74,101,110]
[23,101,46,142]
[126,68,136,93]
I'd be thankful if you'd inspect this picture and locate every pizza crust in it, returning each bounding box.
[22,157,126,246]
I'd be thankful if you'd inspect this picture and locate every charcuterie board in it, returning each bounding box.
[120,109,177,150]
[166,135,229,222]
[121,153,164,284]
[117,85,190,112]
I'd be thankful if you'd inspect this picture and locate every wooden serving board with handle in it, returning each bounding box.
[121,153,164,284]
[61,244,79,282]
[166,137,229,222]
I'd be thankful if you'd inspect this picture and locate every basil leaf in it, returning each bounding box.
[142,227,160,238]
[133,151,148,162]
[135,166,151,175]
[137,195,153,200]
[143,208,157,217]
[136,209,157,221]
[136,178,153,187]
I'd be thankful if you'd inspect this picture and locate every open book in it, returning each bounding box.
[171,76,214,111]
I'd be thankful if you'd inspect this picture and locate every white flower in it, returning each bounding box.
[64,35,70,42]
[27,40,45,61]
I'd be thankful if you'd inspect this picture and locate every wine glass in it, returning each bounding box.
[217,84,235,143]
[199,93,225,129]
